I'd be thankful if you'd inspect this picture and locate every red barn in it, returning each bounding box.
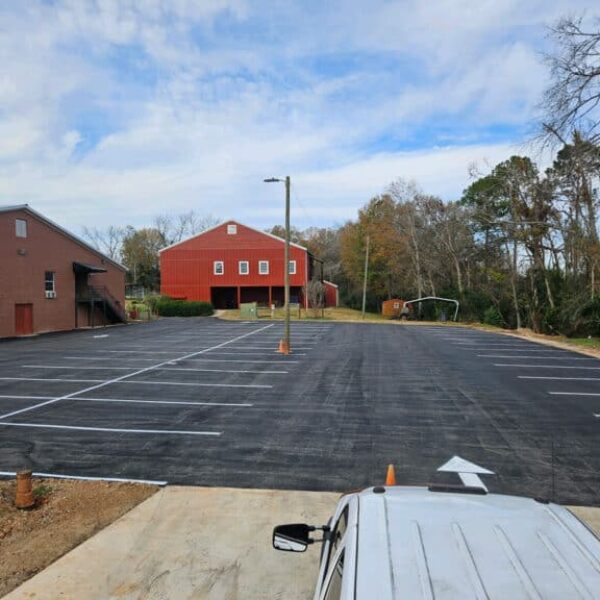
[160,221,328,309]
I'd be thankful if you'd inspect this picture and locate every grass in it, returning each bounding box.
[559,336,600,351]
[33,484,52,500]
[219,306,388,322]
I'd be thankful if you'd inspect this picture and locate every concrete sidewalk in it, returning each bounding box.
[5,486,339,600]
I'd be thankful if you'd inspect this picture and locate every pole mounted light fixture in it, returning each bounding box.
[264,175,291,354]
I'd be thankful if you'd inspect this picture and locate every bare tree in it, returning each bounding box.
[540,16,600,146]
[81,226,126,261]
[306,279,325,317]
[154,211,220,245]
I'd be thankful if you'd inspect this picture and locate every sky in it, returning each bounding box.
[0,1,597,233]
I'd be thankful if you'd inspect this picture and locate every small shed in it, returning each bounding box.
[323,280,339,307]
[381,298,405,318]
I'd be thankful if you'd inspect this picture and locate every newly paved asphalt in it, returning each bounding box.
[0,319,598,505]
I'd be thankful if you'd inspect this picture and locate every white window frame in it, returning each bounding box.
[239,260,249,275]
[45,271,56,298]
[288,260,296,275]
[214,261,224,275]
[227,224,237,235]
[258,260,269,275]
[16,219,27,238]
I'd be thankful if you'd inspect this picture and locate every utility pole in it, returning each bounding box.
[283,175,291,353]
[361,235,370,319]
[264,175,292,354]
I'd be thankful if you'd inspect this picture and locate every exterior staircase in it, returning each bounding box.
[76,285,127,324]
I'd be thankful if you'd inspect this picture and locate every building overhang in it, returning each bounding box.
[73,261,107,275]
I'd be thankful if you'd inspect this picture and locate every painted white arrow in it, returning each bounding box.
[437,455,495,492]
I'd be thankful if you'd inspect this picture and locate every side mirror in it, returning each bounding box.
[273,523,313,552]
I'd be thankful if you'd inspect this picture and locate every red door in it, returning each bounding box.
[15,304,33,335]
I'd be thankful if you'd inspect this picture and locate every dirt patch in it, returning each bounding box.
[569,506,600,537]
[0,477,157,597]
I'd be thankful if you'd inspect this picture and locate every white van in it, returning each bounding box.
[273,484,600,599]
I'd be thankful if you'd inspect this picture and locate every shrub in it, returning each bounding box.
[155,298,214,317]
[144,294,169,315]
[483,306,504,327]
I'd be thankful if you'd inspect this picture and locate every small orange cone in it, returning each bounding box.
[385,464,396,486]
[277,339,290,355]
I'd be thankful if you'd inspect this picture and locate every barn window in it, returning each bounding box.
[227,224,237,235]
[288,260,296,275]
[45,272,56,298]
[239,261,249,275]
[214,261,224,275]
[258,260,269,275]
[15,219,27,238]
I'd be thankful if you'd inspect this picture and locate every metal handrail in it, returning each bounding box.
[77,285,126,321]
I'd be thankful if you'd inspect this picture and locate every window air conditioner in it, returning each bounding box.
[45,290,56,299]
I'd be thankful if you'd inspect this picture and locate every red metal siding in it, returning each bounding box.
[160,221,309,304]
[324,281,339,308]
[0,208,126,338]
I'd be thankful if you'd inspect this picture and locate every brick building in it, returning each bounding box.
[159,220,338,309]
[0,205,126,338]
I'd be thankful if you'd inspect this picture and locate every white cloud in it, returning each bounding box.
[0,0,596,234]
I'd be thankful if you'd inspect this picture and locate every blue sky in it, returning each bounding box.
[0,1,597,232]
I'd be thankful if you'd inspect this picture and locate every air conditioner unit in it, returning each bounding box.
[45,290,56,299]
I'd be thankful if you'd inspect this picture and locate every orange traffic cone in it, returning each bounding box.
[385,464,396,486]
[277,339,290,355]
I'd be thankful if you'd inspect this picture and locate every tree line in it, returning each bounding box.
[284,16,600,335]
[293,133,600,335]
[83,16,600,335]
[83,211,220,290]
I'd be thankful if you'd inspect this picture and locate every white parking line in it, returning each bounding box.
[72,397,254,407]
[205,351,307,356]
[162,367,287,374]
[23,365,135,371]
[0,394,54,400]
[116,380,273,389]
[65,356,160,362]
[0,394,252,407]
[221,346,313,350]
[494,364,600,369]
[0,470,167,486]
[0,422,221,436]
[96,350,204,354]
[518,376,600,381]
[182,358,300,364]
[0,377,104,383]
[479,355,592,360]
[458,348,569,353]
[21,365,287,374]
[548,392,600,397]
[454,344,545,348]
[0,376,272,388]
[0,323,274,421]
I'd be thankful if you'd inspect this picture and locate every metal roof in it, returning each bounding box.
[0,204,126,271]
[158,220,309,253]
[356,486,600,599]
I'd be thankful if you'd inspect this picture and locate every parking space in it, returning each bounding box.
[0,320,598,505]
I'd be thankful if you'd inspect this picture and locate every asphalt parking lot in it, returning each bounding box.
[0,319,598,505]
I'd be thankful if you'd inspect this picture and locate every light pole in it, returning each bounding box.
[264,176,291,354]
